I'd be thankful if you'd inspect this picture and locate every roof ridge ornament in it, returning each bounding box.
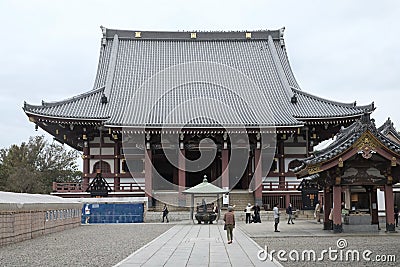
[101,93,108,104]
[291,94,298,104]
[279,27,285,47]
[360,112,371,124]
[100,25,107,46]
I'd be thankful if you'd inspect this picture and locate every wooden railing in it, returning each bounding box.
[53,181,299,193]
[262,182,300,191]
[52,182,143,193]
[53,182,84,192]
[118,183,142,192]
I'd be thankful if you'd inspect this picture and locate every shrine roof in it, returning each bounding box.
[24,27,373,128]
[378,118,400,145]
[182,178,228,195]
[293,115,400,175]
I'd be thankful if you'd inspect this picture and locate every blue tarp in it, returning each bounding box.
[81,203,144,224]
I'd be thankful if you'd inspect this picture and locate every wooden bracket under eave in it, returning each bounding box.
[391,157,397,167]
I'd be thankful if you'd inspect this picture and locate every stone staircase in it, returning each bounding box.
[228,190,255,211]
[226,190,255,221]
[294,209,315,220]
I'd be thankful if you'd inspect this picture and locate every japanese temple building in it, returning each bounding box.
[293,115,400,232]
[23,27,376,210]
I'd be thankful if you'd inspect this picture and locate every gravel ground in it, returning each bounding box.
[252,236,400,267]
[0,223,174,267]
[2,221,399,267]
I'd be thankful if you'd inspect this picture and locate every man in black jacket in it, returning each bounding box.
[286,203,294,224]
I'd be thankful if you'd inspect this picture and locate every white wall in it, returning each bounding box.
[284,146,306,154]
[90,147,114,155]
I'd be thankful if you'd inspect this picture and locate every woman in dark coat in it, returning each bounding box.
[223,206,235,244]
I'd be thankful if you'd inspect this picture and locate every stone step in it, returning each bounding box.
[343,224,380,232]
[228,190,255,212]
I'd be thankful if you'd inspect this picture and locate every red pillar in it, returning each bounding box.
[285,194,290,210]
[254,149,263,205]
[323,187,333,230]
[82,142,90,191]
[178,149,186,206]
[222,149,229,189]
[384,184,396,232]
[332,185,343,233]
[278,141,285,189]
[371,186,379,225]
[113,141,120,192]
[145,149,153,208]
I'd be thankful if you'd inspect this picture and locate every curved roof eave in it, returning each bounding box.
[295,113,372,121]
[24,110,109,122]
[104,123,305,129]
[23,87,105,110]
[291,88,375,111]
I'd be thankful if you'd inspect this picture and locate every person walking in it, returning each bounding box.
[245,203,253,223]
[273,203,280,232]
[315,201,321,223]
[286,203,294,224]
[223,206,235,244]
[395,205,399,227]
[162,204,169,223]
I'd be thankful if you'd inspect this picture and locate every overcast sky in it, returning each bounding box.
[1,0,399,150]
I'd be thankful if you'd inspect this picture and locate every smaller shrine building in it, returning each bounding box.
[294,115,400,233]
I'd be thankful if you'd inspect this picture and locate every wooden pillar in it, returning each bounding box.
[145,149,153,208]
[332,185,343,233]
[178,149,186,207]
[278,140,285,189]
[113,141,120,192]
[254,149,263,205]
[172,168,178,187]
[82,142,90,191]
[222,149,229,189]
[384,184,396,232]
[285,194,290,209]
[323,187,333,230]
[371,186,379,225]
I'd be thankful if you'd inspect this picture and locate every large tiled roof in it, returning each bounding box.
[24,27,373,128]
[293,115,400,174]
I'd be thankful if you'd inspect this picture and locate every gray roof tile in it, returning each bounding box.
[24,28,373,127]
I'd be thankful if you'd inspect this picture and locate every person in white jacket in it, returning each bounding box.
[315,201,321,223]
[273,203,280,232]
[245,203,253,223]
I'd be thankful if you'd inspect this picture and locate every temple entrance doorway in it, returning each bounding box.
[152,150,178,190]
[185,150,221,188]
[231,148,252,190]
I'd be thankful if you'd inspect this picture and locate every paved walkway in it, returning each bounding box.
[114,222,280,267]
[114,218,400,266]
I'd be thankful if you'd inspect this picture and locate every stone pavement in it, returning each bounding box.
[239,219,400,238]
[114,218,400,267]
[114,221,281,267]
